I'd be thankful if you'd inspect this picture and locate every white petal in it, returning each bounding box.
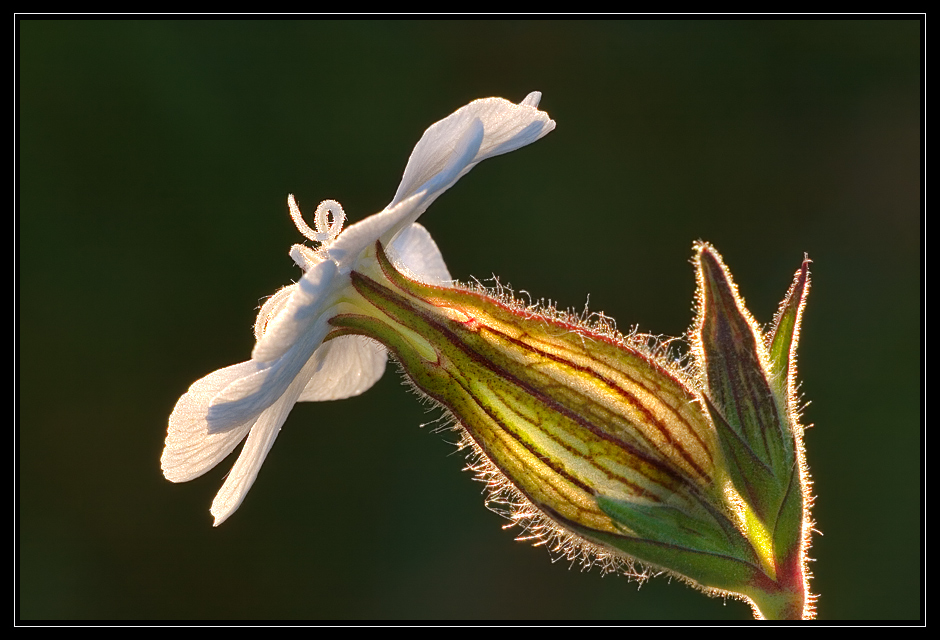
[326,192,425,272]
[209,351,324,526]
[162,362,260,482]
[329,94,554,270]
[377,117,484,243]
[298,335,387,402]
[252,258,339,364]
[208,316,331,432]
[391,94,555,207]
[326,124,482,271]
[388,222,451,285]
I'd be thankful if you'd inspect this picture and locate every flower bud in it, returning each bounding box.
[693,243,814,620]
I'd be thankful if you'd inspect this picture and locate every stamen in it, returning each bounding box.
[314,199,345,241]
[288,195,345,244]
[288,194,319,241]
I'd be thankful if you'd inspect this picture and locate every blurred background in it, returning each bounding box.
[19,20,921,621]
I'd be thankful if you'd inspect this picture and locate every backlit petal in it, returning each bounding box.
[388,222,451,285]
[162,362,260,482]
[391,93,554,208]
[297,335,387,402]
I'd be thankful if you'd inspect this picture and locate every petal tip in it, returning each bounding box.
[521,91,542,107]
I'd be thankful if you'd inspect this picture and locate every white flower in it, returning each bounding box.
[161,92,555,525]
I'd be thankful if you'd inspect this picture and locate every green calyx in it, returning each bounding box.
[329,240,813,620]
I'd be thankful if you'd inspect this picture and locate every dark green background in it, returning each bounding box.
[19,20,921,621]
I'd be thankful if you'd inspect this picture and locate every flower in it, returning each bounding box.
[163,92,816,620]
[161,93,555,526]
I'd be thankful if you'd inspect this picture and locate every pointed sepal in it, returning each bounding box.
[767,255,811,414]
[694,244,789,522]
